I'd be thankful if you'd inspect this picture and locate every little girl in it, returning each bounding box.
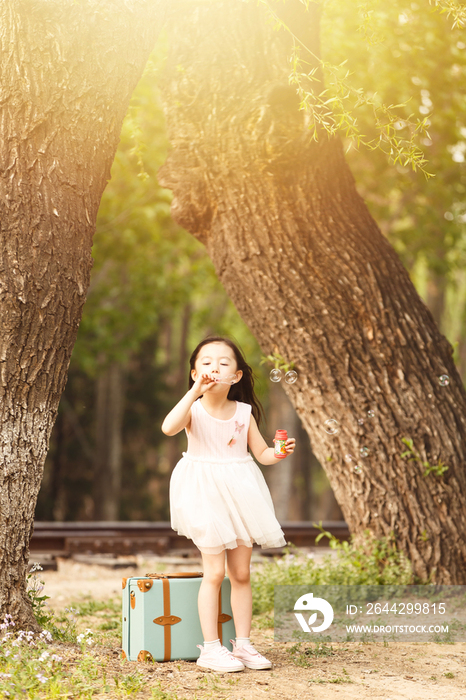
[162,336,295,673]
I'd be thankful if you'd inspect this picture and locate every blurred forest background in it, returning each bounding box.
[35,3,466,524]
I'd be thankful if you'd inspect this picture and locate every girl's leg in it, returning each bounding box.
[198,550,226,641]
[226,545,252,638]
[226,545,272,670]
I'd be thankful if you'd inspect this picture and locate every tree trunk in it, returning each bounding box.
[158,0,466,582]
[93,362,125,520]
[0,0,163,627]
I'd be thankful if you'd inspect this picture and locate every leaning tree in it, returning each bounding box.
[156,0,466,584]
[1,0,465,628]
[0,0,164,629]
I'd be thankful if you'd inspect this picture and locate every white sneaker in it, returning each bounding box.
[196,644,245,672]
[230,640,272,669]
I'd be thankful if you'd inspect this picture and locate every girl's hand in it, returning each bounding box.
[285,438,296,455]
[191,373,216,397]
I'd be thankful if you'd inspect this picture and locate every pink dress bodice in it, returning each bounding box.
[184,399,252,463]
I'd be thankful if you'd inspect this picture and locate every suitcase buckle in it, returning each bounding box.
[153,615,182,626]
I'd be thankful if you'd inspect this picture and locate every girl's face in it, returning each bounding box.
[191,342,243,386]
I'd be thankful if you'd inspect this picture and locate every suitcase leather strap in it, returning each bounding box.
[152,578,173,662]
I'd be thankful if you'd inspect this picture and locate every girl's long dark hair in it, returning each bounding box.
[188,336,265,427]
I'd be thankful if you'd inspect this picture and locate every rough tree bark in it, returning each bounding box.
[157,0,466,582]
[0,0,163,627]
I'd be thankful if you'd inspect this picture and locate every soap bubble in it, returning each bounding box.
[354,464,363,474]
[214,374,238,385]
[360,446,370,458]
[324,419,339,435]
[285,370,298,385]
[269,369,283,383]
[344,454,353,463]
[367,409,375,418]
[357,418,364,426]
[439,374,450,387]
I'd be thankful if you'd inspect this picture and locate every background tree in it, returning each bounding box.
[156,0,466,583]
[0,0,164,629]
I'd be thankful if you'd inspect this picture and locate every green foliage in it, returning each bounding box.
[74,43,260,379]
[401,437,449,477]
[324,1,466,374]
[0,622,63,699]
[257,0,466,378]
[262,0,453,174]
[26,564,52,629]
[260,351,295,373]
[0,596,180,699]
[430,0,466,28]
[73,50,203,376]
[38,40,266,522]
[46,607,79,645]
[251,531,413,615]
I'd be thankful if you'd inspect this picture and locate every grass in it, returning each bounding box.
[250,530,414,616]
[0,563,145,699]
[0,533,444,698]
[0,609,179,699]
[288,640,335,665]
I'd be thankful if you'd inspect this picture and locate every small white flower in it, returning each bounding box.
[77,628,94,647]
[36,673,48,684]
[39,651,50,662]
[29,563,44,573]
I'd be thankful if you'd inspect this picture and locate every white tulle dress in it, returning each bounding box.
[169,399,286,555]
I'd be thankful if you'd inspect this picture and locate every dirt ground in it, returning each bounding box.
[38,555,466,700]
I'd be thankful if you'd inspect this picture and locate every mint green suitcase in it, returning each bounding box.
[121,572,236,662]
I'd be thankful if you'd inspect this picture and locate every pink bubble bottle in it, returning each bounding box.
[273,429,288,459]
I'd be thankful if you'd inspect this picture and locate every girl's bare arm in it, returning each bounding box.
[161,375,215,436]
[247,415,295,465]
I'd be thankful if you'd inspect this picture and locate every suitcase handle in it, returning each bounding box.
[145,571,204,578]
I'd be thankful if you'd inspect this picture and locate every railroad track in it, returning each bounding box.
[30,521,349,557]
